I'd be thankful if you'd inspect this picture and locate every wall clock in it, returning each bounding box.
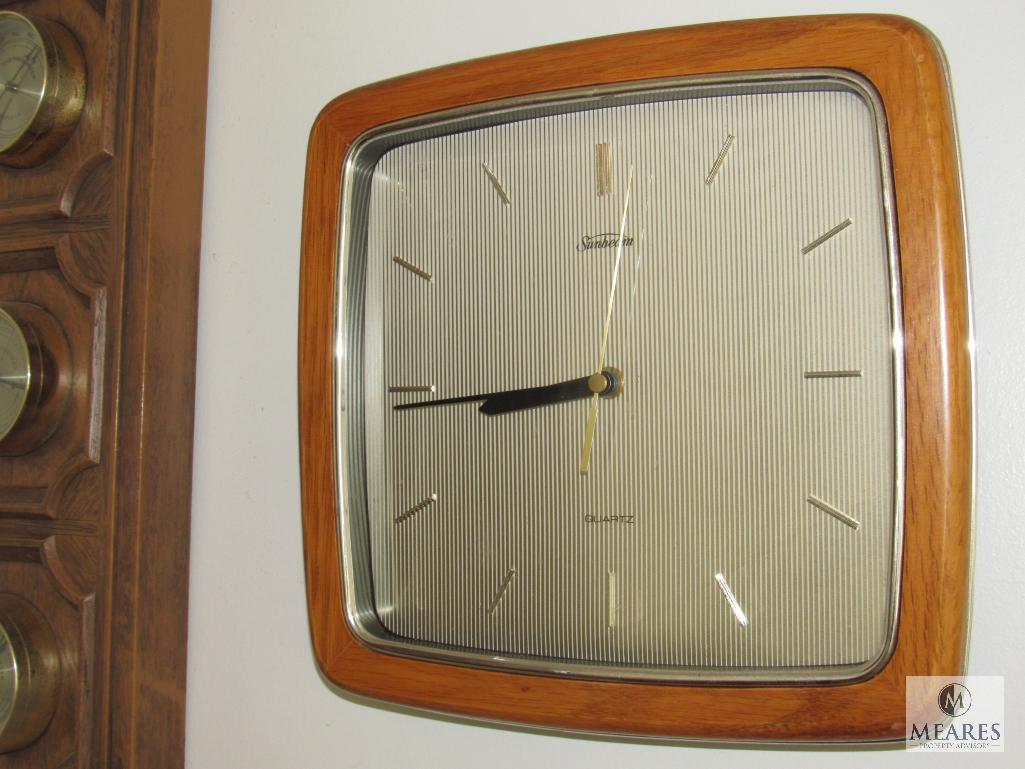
[299,15,972,741]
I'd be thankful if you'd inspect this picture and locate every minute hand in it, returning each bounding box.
[393,369,620,416]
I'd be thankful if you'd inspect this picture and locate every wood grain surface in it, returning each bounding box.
[299,14,972,741]
[0,0,211,766]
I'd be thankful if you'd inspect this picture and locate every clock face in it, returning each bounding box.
[0,13,46,154]
[338,72,903,683]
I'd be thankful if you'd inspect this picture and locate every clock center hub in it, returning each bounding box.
[589,367,624,399]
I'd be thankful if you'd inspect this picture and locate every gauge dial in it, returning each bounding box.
[0,11,85,167]
[0,306,32,442]
[0,630,13,743]
[0,596,59,754]
[0,303,70,456]
[0,13,46,152]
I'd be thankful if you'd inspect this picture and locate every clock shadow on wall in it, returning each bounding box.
[299,13,972,745]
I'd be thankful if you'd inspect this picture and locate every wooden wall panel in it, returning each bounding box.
[0,1,211,766]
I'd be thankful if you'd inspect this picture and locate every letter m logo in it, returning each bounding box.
[937,682,971,716]
[943,690,965,712]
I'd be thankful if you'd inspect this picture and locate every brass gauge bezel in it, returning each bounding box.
[0,10,86,168]
[0,594,61,754]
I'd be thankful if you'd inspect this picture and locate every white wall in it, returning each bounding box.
[187,1,1024,766]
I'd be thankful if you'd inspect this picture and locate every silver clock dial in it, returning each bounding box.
[342,73,903,682]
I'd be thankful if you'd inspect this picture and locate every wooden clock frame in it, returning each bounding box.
[299,15,972,742]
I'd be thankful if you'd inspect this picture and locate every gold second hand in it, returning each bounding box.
[579,165,634,474]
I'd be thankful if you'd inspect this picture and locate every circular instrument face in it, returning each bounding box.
[337,72,904,684]
[0,308,31,441]
[0,622,16,734]
[0,597,59,753]
[0,13,46,154]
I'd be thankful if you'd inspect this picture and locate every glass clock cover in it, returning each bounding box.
[337,72,903,683]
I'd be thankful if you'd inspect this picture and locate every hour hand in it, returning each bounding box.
[393,368,622,416]
[481,370,621,415]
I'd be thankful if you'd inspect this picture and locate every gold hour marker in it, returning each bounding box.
[804,369,863,379]
[802,218,852,254]
[395,493,437,524]
[388,384,435,394]
[808,495,861,530]
[481,162,511,205]
[595,142,613,196]
[715,573,748,627]
[391,255,432,282]
[704,133,734,186]
[487,568,516,615]
[607,570,617,628]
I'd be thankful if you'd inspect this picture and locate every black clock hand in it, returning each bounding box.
[481,371,616,415]
[393,368,622,416]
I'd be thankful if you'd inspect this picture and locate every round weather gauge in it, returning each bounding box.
[0,307,31,442]
[0,596,60,753]
[0,616,18,740]
[0,10,85,166]
[0,12,47,153]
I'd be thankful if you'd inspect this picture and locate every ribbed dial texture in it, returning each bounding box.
[360,86,898,677]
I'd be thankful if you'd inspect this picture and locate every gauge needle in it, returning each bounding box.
[579,165,634,474]
[0,49,41,122]
[1,83,39,98]
[393,368,622,416]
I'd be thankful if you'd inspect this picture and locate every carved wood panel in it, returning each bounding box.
[0,0,210,767]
